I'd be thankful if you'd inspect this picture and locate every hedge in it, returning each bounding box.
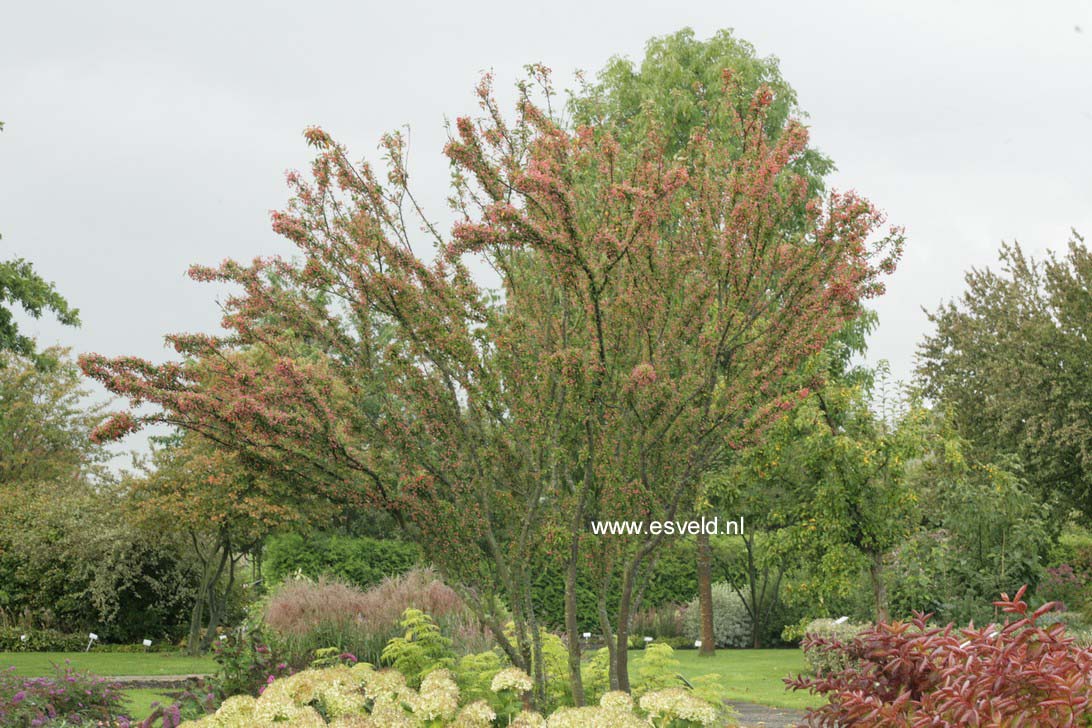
[264,532,420,589]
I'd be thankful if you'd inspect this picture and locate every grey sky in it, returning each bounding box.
[3,0,1091,461]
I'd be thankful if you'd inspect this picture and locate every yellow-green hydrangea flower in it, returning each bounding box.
[598,690,634,713]
[451,699,496,727]
[545,705,647,727]
[639,687,718,726]
[416,668,460,721]
[509,709,547,727]
[490,666,533,694]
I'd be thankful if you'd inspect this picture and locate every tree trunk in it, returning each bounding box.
[596,573,618,691]
[869,550,888,623]
[696,530,716,656]
[565,533,586,705]
[186,590,206,657]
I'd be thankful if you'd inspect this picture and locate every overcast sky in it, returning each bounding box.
[3,0,1090,460]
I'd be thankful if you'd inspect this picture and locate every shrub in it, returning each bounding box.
[0,663,128,726]
[796,618,867,675]
[682,582,750,648]
[176,662,721,727]
[0,626,86,652]
[380,609,455,686]
[633,642,681,695]
[210,629,293,698]
[1038,564,1086,611]
[137,689,218,728]
[787,587,1092,726]
[264,532,419,589]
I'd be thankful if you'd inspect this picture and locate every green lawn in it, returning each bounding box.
[2,649,815,712]
[638,648,823,710]
[0,651,216,677]
[124,688,178,720]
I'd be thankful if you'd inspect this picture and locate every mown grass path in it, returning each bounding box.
[0,651,216,677]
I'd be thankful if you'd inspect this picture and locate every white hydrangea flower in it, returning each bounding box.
[509,709,547,727]
[366,667,408,700]
[639,687,718,726]
[490,666,534,693]
[545,705,647,727]
[598,690,634,712]
[350,661,377,688]
[416,668,460,721]
[452,699,497,727]
[328,715,373,728]
[366,696,421,728]
[214,694,257,722]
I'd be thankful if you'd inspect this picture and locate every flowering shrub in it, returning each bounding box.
[0,662,129,726]
[176,662,720,727]
[786,587,1092,726]
[210,629,293,698]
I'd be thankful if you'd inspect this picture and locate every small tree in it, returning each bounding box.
[128,433,321,653]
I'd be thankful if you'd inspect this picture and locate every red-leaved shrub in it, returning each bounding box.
[786,587,1092,727]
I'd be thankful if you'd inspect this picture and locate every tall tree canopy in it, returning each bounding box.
[918,233,1092,520]
[0,258,80,369]
[0,348,104,487]
[81,63,900,697]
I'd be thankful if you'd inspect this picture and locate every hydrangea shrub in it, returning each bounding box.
[178,663,720,727]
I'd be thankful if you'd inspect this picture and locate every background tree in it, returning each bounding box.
[1,117,80,369]
[128,431,324,653]
[918,233,1092,523]
[0,348,105,486]
[569,29,838,660]
[734,363,925,623]
[0,350,192,641]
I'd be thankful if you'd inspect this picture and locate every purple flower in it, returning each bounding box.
[11,691,26,704]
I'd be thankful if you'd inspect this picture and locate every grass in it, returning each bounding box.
[123,688,178,720]
[2,648,816,713]
[636,648,824,710]
[0,651,217,677]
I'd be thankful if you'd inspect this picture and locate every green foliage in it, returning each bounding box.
[264,531,419,589]
[580,647,611,704]
[795,618,867,675]
[0,483,196,643]
[0,627,86,652]
[633,642,681,695]
[452,649,503,705]
[919,234,1092,523]
[0,258,79,369]
[380,609,454,687]
[530,539,697,631]
[888,438,1049,625]
[210,628,292,698]
[570,27,833,186]
[0,349,104,487]
[683,582,751,648]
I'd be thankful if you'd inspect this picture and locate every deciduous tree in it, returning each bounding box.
[81,66,900,697]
